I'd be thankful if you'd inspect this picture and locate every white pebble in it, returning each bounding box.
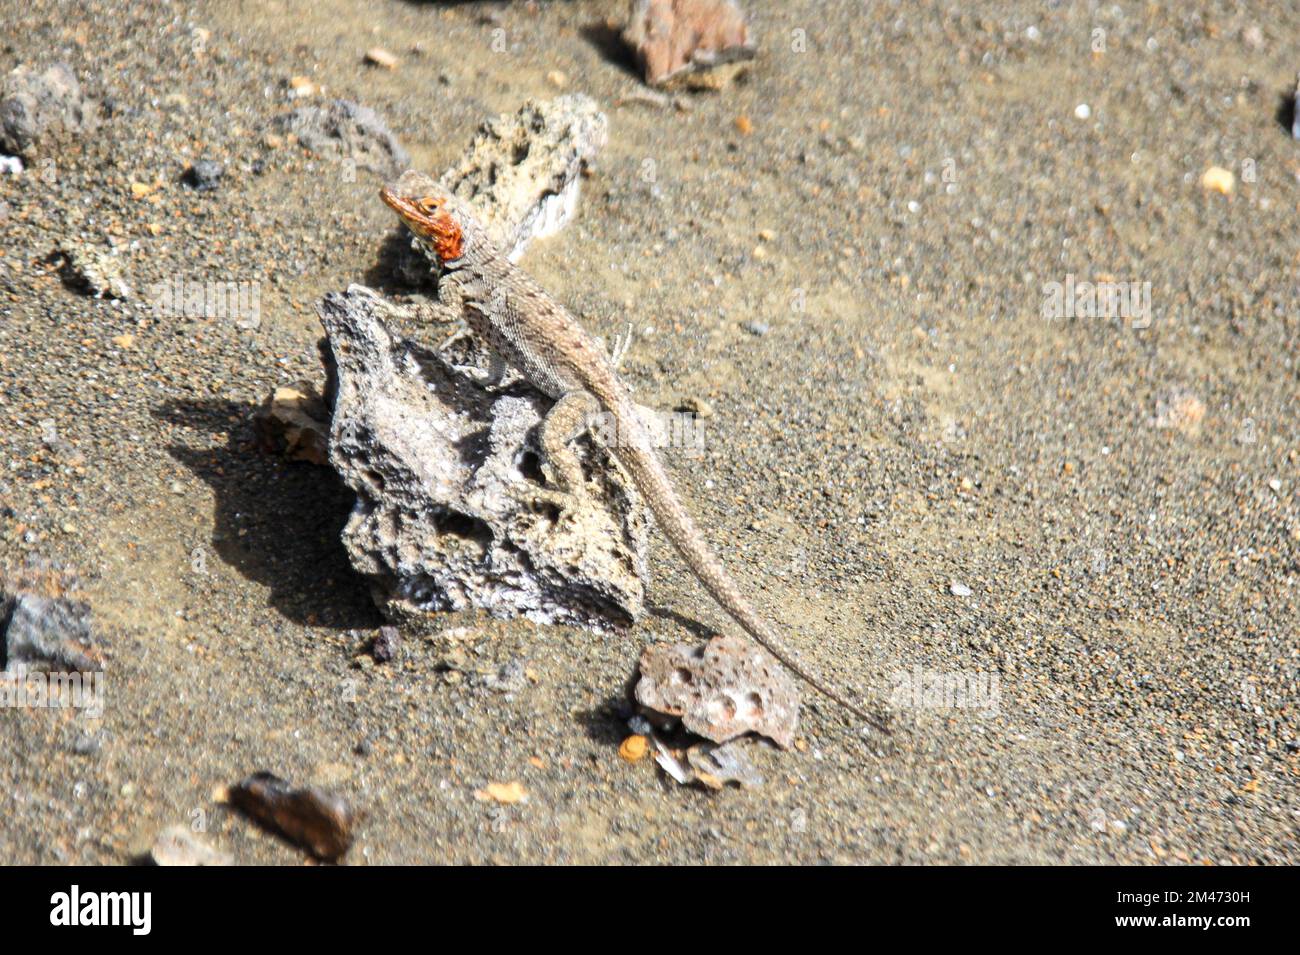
[1074,103,1091,120]
[949,581,973,598]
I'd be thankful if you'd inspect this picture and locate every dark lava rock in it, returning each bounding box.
[227,772,359,862]
[2,589,99,673]
[184,158,224,191]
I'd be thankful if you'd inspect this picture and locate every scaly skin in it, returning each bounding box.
[380,174,886,732]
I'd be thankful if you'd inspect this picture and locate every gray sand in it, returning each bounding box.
[0,0,1296,864]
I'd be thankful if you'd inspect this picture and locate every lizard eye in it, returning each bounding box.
[417,196,442,213]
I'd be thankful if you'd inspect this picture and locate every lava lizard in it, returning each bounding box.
[380,172,885,731]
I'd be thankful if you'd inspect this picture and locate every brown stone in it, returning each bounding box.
[622,0,756,88]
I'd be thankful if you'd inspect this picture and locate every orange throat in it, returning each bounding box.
[426,209,464,261]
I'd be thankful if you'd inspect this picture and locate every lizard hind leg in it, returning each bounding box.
[538,390,604,493]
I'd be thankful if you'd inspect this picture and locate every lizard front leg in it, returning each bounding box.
[437,274,511,388]
[349,283,461,329]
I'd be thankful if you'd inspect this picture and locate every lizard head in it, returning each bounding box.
[380,171,472,265]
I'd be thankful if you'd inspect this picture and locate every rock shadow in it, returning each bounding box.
[153,397,380,631]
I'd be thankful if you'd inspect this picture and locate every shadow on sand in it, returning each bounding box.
[153,397,381,631]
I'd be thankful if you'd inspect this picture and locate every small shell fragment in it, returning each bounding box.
[475,781,527,804]
[1200,166,1235,195]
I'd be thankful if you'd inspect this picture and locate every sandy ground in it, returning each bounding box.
[0,0,1296,865]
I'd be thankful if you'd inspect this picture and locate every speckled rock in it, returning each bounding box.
[634,634,799,748]
[0,62,96,156]
[438,94,609,260]
[0,595,98,675]
[317,286,650,630]
[184,157,224,191]
[269,98,409,177]
[685,738,764,788]
[57,241,132,299]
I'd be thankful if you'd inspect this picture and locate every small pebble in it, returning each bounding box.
[288,75,318,97]
[149,825,232,866]
[184,158,224,191]
[1074,103,1091,120]
[949,581,973,598]
[364,47,399,70]
[475,781,526,804]
[676,396,714,418]
[1200,166,1235,195]
[743,320,769,336]
[619,735,649,762]
[372,625,400,663]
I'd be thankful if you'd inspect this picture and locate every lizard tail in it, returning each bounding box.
[610,408,888,733]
